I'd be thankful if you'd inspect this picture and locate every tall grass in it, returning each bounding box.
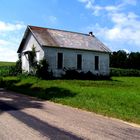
[0,62,16,76]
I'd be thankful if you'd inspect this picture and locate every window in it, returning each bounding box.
[57,53,63,69]
[95,56,99,70]
[77,54,82,70]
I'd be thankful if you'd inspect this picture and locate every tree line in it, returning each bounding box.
[110,50,140,70]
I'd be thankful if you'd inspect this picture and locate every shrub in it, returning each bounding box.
[110,68,140,76]
[0,77,4,87]
[14,55,22,75]
[36,59,53,79]
[62,68,80,79]
[0,66,9,76]
[0,66,15,76]
[62,68,110,80]
[0,65,21,77]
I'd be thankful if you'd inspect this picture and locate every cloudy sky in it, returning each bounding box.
[0,0,140,62]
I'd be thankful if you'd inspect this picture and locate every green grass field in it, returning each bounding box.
[0,62,16,76]
[2,76,140,124]
[0,61,15,66]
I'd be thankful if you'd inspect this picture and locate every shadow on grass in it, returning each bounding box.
[8,82,76,100]
[16,83,33,89]
[0,78,20,88]
[45,87,76,100]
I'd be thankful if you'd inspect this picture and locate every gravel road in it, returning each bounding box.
[0,89,140,140]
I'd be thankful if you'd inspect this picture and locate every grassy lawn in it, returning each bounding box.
[2,76,140,124]
[0,61,15,66]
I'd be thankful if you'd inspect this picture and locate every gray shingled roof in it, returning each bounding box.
[18,25,111,53]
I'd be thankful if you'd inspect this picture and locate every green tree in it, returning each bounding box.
[28,46,37,74]
[110,50,127,68]
[36,58,53,79]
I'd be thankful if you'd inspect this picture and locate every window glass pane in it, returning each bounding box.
[57,53,63,69]
[95,56,99,70]
[77,54,82,70]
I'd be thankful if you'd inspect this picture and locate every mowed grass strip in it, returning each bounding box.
[3,76,140,124]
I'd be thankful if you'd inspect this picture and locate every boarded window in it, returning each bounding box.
[77,54,82,70]
[57,53,63,69]
[95,56,99,70]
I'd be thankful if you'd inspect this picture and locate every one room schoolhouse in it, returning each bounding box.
[17,25,111,77]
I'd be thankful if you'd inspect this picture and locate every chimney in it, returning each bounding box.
[89,32,93,36]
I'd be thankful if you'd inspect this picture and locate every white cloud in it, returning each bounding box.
[121,0,137,6]
[0,39,9,46]
[79,0,140,51]
[110,12,140,28]
[79,1,121,16]
[43,15,58,26]
[0,21,25,32]
[0,21,25,62]
[106,12,140,46]
[78,0,137,16]
[87,11,140,51]
[48,16,57,24]
[0,47,18,62]
[78,0,95,10]
[78,0,95,4]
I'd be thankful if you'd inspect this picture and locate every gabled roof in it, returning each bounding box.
[17,25,111,53]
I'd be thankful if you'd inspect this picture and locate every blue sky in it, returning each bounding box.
[0,0,140,61]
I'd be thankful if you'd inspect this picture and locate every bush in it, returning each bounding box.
[0,66,15,76]
[110,68,140,76]
[0,66,9,76]
[36,59,53,79]
[62,69,80,79]
[0,77,4,87]
[0,65,21,77]
[62,68,110,80]
[15,58,22,74]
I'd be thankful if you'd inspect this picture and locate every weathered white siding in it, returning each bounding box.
[21,33,44,72]
[44,47,110,77]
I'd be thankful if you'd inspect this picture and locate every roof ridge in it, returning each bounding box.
[25,25,111,53]
[28,25,91,37]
